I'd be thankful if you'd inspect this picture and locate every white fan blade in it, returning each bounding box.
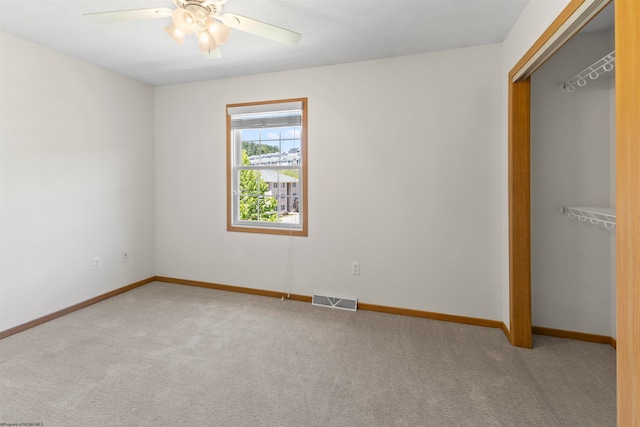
[221,13,301,45]
[203,49,223,60]
[84,8,173,23]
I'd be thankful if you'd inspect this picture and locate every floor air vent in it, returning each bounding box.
[312,293,357,311]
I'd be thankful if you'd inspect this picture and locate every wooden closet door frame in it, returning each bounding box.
[613,0,640,423]
[508,0,640,423]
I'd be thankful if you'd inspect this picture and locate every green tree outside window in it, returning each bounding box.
[239,150,278,222]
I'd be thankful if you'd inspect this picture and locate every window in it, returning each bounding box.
[227,98,307,236]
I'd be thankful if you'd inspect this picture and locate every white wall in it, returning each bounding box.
[501,0,572,328]
[0,33,156,331]
[530,30,614,336]
[155,44,505,320]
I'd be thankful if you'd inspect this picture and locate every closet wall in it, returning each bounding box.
[530,29,615,338]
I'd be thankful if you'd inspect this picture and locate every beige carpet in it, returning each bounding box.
[0,282,616,426]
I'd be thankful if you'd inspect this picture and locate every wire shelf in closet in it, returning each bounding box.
[562,50,615,92]
[562,206,616,231]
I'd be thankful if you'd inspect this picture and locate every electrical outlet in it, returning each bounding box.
[122,251,130,263]
[92,257,101,270]
[352,262,360,275]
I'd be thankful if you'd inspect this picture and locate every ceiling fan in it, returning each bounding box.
[84,0,302,59]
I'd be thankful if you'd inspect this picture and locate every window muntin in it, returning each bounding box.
[227,99,307,236]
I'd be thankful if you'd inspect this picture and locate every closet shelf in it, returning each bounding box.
[562,50,615,92]
[562,207,616,231]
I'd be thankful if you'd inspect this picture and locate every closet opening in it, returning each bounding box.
[530,3,616,345]
[508,0,613,349]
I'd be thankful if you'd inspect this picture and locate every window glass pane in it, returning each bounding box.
[257,196,278,222]
[239,127,301,167]
[283,196,300,224]
[279,169,299,181]
[238,195,258,221]
[239,195,278,222]
[288,195,300,213]
[236,168,301,225]
[280,125,301,158]
[241,129,280,166]
[237,168,301,224]
[238,170,264,196]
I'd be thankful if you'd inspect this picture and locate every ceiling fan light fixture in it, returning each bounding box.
[172,8,197,34]
[203,17,218,32]
[212,23,231,45]
[204,17,231,45]
[165,24,186,45]
[197,30,218,53]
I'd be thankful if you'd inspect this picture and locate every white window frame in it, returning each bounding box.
[226,98,308,236]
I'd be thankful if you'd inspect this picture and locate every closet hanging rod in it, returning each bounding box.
[562,50,615,92]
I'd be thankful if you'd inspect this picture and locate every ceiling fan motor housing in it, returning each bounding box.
[174,0,224,17]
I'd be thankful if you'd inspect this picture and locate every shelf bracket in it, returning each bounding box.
[562,50,615,92]
[562,206,616,231]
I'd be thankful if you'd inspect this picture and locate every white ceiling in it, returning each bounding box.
[0,0,530,86]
